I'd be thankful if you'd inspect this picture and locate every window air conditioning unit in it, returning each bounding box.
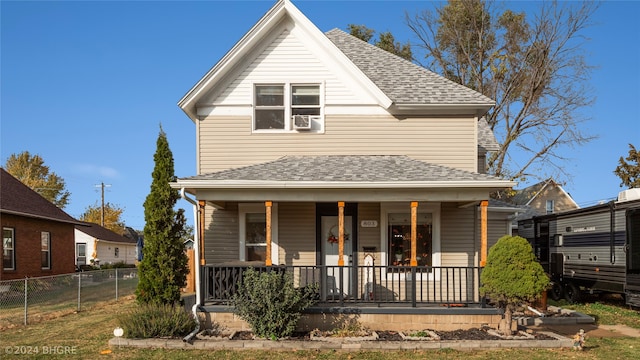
[292,115,312,130]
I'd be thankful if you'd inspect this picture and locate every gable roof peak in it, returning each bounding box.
[178,0,392,121]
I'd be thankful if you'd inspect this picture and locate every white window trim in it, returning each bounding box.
[3,227,15,271]
[41,231,51,270]
[252,82,325,133]
[239,203,279,264]
[380,202,441,281]
[546,200,555,214]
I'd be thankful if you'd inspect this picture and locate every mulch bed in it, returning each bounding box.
[228,328,557,341]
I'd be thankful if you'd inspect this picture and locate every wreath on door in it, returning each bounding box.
[327,224,349,244]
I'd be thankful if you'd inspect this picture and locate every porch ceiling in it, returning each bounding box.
[172,155,514,202]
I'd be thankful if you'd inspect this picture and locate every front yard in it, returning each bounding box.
[1,295,639,359]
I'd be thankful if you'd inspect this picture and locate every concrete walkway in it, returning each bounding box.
[530,323,640,339]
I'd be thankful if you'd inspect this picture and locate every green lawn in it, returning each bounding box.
[1,294,639,360]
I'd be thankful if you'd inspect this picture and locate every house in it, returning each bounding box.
[74,222,138,268]
[510,178,579,216]
[171,0,515,331]
[1,168,79,280]
[508,178,580,236]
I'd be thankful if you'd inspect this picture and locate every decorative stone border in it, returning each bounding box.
[309,330,378,342]
[109,331,574,351]
[516,306,596,326]
[399,330,440,341]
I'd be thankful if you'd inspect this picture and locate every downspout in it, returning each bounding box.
[180,188,202,343]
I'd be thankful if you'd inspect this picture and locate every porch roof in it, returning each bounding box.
[173,156,514,202]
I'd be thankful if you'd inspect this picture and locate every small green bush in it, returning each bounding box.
[232,268,318,339]
[118,303,197,338]
[480,235,549,334]
[101,261,136,269]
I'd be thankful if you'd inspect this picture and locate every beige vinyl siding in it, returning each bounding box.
[440,203,476,267]
[487,218,510,250]
[203,203,239,265]
[277,203,316,265]
[209,25,371,106]
[357,203,381,265]
[198,115,477,172]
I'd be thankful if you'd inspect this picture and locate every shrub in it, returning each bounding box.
[232,268,318,339]
[480,235,549,334]
[100,261,136,269]
[118,303,197,338]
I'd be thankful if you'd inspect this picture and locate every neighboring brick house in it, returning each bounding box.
[1,168,79,280]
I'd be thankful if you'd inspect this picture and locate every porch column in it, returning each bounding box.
[480,200,488,267]
[338,201,345,266]
[410,202,418,266]
[198,200,206,266]
[265,201,272,266]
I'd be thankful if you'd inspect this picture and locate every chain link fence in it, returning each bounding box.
[0,268,138,328]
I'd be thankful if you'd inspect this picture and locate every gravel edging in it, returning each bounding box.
[108,331,573,351]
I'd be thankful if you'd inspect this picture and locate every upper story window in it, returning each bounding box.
[254,84,321,131]
[3,227,15,270]
[546,200,555,214]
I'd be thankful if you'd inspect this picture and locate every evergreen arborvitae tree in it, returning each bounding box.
[136,127,188,305]
[480,235,549,335]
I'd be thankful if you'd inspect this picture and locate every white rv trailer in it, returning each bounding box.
[518,189,640,307]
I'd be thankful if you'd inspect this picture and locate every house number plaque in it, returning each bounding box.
[360,220,378,228]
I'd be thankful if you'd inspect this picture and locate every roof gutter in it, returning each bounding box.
[172,179,515,189]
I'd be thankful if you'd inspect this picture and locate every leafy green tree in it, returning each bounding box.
[614,144,640,189]
[406,0,598,185]
[80,202,126,235]
[348,24,413,61]
[480,235,549,335]
[4,151,70,208]
[136,128,188,305]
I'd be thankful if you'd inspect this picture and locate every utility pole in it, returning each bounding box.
[95,182,111,227]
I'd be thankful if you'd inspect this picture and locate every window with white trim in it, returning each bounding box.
[546,200,555,214]
[239,203,278,263]
[244,213,267,261]
[3,227,15,270]
[381,203,441,271]
[41,232,51,270]
[254,84,321,131]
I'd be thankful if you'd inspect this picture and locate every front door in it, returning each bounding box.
[317,203,358,300]
[321,215,353,298]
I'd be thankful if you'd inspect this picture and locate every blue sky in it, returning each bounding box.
[2,1,639,230]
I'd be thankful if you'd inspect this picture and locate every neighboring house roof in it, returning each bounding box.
[122,226,143,243]
[0,168,80,225]
[179,155,512,187]
[178,0,494,120]
[510,178,578,208]
[75,221,137,245]
[325,28,494,111]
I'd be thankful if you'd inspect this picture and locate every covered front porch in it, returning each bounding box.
[173,156,514,329]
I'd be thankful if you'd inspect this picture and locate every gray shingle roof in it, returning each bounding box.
[0,168,80,224]
[75,222,137,244]
[477,118,500,151]
[325,28,494,106]
[182,155,504,183]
